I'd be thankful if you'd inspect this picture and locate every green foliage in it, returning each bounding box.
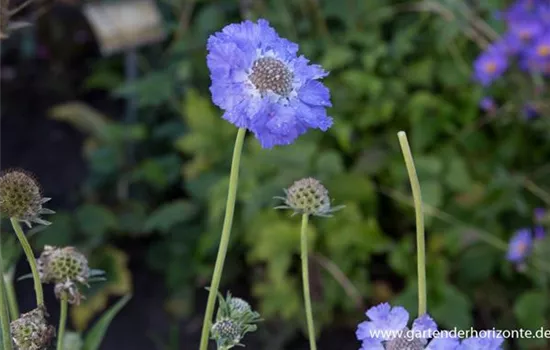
[82,295,132,350]
[32,0,550,347]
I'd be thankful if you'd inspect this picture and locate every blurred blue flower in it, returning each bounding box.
[523,31,550,72]
[506,228,533,263]
[457,331,504,350]
[473,46,508,86]
[356,303,458,349]
[206,19,333,148]
[479,97,496,112]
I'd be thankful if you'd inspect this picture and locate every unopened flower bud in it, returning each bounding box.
[0,170,54,227]
[229,297,251,316]
[10,307,55,350]
[275,177,343,217]
[211,318,242,349]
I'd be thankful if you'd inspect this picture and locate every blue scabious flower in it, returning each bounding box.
[356,303,459,350]
[473,45,508,86]
[479,97,496,112]
[206,19,333,149]
[457,331,504,350]
[506,228,533,263]
[523,31,550,73]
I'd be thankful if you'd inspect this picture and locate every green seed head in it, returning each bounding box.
[282,177,332,216]
[10,307,55,350]
[0,170,54,227]
[38,245,89,285]
[211,318,242,349]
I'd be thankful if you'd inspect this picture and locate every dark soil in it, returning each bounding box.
[0,17,359,350]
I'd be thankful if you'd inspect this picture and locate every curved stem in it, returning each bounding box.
[397,131,427,316]
[300,214,317,350]
[10,218,44,307]
[199,127,246,350]
[0,234,14,350]
[4,269,19,320]
[56,293,68,350]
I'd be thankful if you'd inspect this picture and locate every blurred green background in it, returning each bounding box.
[2,0,550,349]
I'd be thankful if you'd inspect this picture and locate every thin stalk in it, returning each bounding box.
[397,131,427,316]
[10,218,44,307]
[0,232,14,350]
[56,293,68,350]
[199,127,246,350]
[4,269,19,320]
[300,214,317,350]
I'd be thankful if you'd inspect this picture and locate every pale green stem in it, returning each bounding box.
[199,127,246,350]
[4,270,19,320]
[397,131,427,316]
[300,214,317,350]
[10,218,44,307]
[0,232,14,350]
[56,293,68,350]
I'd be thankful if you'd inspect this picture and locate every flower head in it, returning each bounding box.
[38,245,90,305]
[10,307,55,350]
[479,97,496,112]
[206,19,333,148]
[0,170,54,227]
[473,47,508,86]
[506,228,533,263]
[211,318,242,349]
[356,303,458,350]
[275,177,343,217]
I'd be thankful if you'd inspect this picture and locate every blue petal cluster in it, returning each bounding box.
[356,303,504,350]
[506,208,547,266]
[206,19,333,148]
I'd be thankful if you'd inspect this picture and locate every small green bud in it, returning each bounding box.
[38,245,89,304]
[10,307,55,350]
[275,177,343,217]
[228,297,251,316]
[211,318,242,349]
[0,170,54,227]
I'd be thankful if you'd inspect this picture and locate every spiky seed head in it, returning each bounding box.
[229,297,251,316]
[38,245,89,285]
[276,177,342,217]
[0,170,54,227]
[211,318,242,348]
[10,307,55,350]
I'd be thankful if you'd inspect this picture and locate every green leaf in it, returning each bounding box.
[82,295,132,350]
[144,200,198,234]
[432,285,472,329]
[76,204,118,239]
[320,46,355,70]
[457,244,500,284]
[514,290,548,330]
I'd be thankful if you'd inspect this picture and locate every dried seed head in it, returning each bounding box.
[211,318,242,349]
[10,307,55,350]
[54,281,84,305]
[275,177,343,217]
[0,170,54,227]
[228,297,251,316]
[38,245,89,285]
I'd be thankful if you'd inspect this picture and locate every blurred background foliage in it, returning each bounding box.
[2,0,550,349]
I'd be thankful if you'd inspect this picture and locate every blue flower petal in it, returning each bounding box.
[359,338,384,350]
[426,336,460,350]
[365,303,409,332]
[412,314,438,334]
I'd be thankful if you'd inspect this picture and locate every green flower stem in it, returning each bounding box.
[300,214,317,350]
[397,131,427,316]
[56,293,68,350]
[10,218,44,307]
[4,270,19,320]
[0,234,14,350]
[199,127,246,350]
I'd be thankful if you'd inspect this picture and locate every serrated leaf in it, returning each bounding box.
[82,295,132,350]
